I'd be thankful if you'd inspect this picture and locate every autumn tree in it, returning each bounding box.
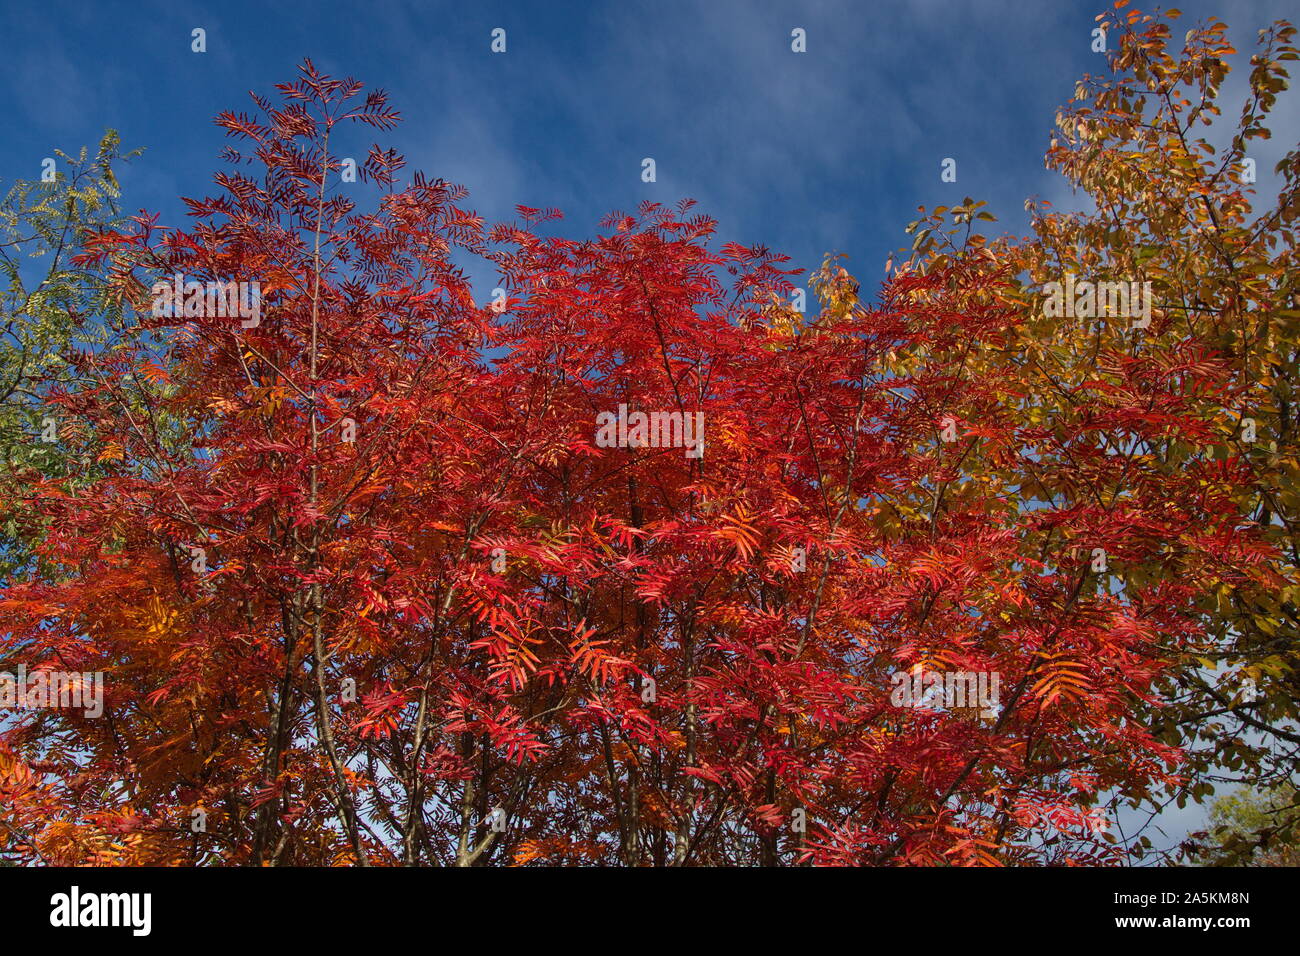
[0,43,1281,866]
[902,3,1299,855]
[0,67,495,864]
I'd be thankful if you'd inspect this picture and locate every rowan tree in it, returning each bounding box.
[0,43,1281,866]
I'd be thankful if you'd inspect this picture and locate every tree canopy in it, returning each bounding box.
[0,6,1296,866]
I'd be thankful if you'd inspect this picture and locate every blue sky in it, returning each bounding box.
[5,0,1296,290]
[4,0,1297,861]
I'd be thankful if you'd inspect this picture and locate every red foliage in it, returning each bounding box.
[0,63,1265,866]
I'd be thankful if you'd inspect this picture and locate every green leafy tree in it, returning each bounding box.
[1186,781,1300,865]
[0,131,140,579]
